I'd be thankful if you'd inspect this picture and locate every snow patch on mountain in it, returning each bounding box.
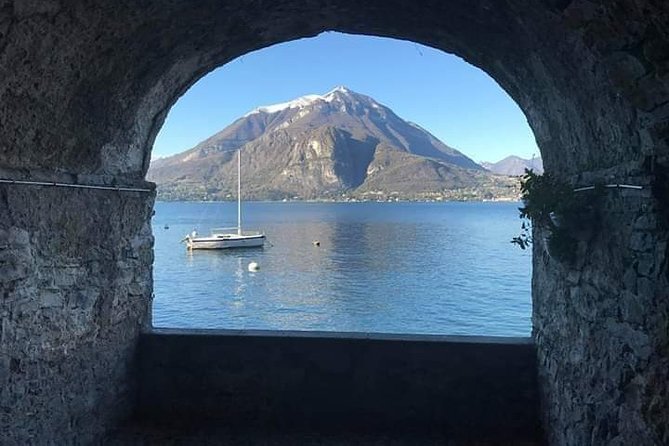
[244,86,368,117]
[245,94,321,116]
[322,86,350,102]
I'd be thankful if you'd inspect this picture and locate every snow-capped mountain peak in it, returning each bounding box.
[245,94,321,116]
[322,85,351,98]
[245,86,371,117]
[148,87,499,201]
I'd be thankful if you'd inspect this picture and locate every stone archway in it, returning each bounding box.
[1,1,667,444]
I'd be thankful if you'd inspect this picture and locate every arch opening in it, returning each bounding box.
[148,32,536,337]
[2,2,667,444]
[82,5,669,442]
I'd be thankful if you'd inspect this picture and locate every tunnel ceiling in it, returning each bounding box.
[0,0,667,178]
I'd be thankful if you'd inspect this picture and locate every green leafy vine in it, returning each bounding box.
[512,169,599,263]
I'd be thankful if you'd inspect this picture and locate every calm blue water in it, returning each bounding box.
[151,201,531,336]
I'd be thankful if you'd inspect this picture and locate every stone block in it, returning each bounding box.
[13,0,61,18]
[0,247,16,263]
[635,253,655,277]
[620,291,647,326]
[630,231,653,252]
[53,268,82,287]
[0,262,29,281]
[73,288,100,312]
[7,227,30,247]
[566,270,581,285]
[40,288,63,308]
[604,320,652,362]
[0,353,9,387]
[127,282,146,296]
[622,266,638,292]
[605,51,648,91]
[633,214,656,230]
[635,277,654,299]
[115,268,135,286]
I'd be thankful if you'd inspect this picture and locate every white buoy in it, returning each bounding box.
[248,261,260,272]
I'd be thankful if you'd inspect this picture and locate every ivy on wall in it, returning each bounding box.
[512,169,601,263]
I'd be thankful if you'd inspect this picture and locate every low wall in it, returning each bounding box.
[137,329,541,441]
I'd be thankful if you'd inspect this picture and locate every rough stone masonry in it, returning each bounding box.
[0,176,154,444]
[0,0,668,444]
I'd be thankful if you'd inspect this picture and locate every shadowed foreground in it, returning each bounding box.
[106,330,543,444]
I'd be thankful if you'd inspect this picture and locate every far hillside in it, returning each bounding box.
[481,156,543,176]
[149,87,520,201]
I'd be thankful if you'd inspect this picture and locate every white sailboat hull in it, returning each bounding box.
[186,233,265,250]
[184,149,266,251]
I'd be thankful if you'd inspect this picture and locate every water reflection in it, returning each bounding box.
[151,201,532,336]
[234,256,246,297]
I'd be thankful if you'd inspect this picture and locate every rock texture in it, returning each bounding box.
[534,160,669,445]
[0,0,668,444]
[0,175,155,444]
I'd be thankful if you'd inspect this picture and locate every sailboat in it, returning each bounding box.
[184,149,265,250]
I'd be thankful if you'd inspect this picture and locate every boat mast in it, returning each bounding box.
[237,148,242,235]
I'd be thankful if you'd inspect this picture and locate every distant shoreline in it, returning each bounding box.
[154,197,521,204]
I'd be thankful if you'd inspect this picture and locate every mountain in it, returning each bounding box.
[481,155,543,176]
[149,87,518,201]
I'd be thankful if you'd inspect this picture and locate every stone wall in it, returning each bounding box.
[0,173,154,444]
[533,160,669,444]
[0,0,668,444]
[528,2,669,444]
[0,0,656,178]
[137,329,541,442]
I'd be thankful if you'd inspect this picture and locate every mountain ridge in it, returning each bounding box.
[481,155,543,176]
[149,87,519,201]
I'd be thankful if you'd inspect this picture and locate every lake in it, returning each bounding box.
[151,201,532,336]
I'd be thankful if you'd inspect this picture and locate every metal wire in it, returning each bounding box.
[573,184,644,193]
[0,178,643,195]
[0,178,152,193]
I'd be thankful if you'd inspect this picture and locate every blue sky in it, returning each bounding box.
[153,32,539,163]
